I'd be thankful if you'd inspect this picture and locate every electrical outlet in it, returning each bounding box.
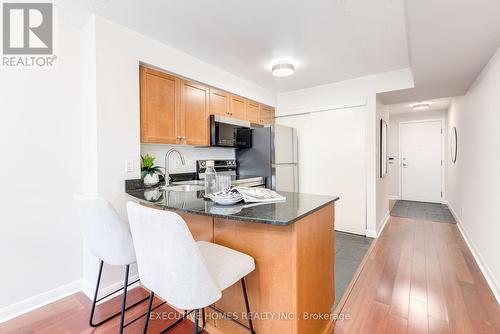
[125,160,134,173]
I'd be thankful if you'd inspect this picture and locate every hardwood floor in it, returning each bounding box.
[334,216,500,333]
[0,288,206,334]
[1,216,498,333]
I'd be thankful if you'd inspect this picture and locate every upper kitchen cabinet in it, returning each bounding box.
[180,80,209,145]
[246,100,261,124]
[229,94,247,120]
[261,105,275,124]
[140,64,275,145]
[140,66,180,144]
[209,88,230,116]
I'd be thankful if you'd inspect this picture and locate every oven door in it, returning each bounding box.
[210,115,252,148]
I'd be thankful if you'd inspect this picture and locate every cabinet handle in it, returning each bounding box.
[182,136,186,139]
[177,136,182,139]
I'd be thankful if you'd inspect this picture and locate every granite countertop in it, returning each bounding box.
[125,181,339,226]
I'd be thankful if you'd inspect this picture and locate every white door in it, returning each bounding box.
[400,120,443,203]
[276,107,366,235]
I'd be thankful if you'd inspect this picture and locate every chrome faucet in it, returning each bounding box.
[164,149,186,186]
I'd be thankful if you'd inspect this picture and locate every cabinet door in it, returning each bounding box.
[209,88,230,116]
[246,100,261,124]
[230,94,246,120]
[180,80,209,145]
[140,66,180,143]
[261,105,275,124]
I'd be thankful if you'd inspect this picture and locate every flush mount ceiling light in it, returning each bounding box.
[411,102,431,111]
[271,62,295,77]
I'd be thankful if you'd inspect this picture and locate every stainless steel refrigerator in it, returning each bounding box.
[236,124,298,192]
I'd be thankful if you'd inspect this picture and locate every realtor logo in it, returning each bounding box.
[2,2,56,67]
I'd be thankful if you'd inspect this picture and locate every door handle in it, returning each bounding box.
[402,163,408,168]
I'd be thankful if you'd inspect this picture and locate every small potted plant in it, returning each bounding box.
[141,154,164,187]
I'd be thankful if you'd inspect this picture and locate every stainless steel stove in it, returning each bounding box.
[196,159,265,188]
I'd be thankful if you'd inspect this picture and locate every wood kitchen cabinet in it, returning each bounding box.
[260,104,275,124]
[140,66,181,144]
[140,65,276,145]
[229,94,246,120]
[245,99,261,124]
[140,65,209,145]
[180,80,209,145]
[209,88,230,116]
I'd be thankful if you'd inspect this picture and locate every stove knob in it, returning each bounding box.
[201,161,206,167]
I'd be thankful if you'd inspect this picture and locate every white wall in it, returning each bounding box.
[387,109,448,199]
[446,46,500,302]
[141,144,234,174]
[375,97,390,234]
[80,15,276,294]
[276,69,413,236]
[0,15,83,319]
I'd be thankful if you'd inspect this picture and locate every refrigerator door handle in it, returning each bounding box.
[294,165,299,192]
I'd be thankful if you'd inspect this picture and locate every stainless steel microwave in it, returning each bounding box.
[210,115,252,148]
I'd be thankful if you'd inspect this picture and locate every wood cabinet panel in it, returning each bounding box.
[260,105,275,125]
[140,66,180,144]
[245,100,261,124]
[209,88,230,116]
[180,80,209,145]
[177,212,213,242]
[229,94,246,120]
[140,65,276,145]
[209,203,335,334]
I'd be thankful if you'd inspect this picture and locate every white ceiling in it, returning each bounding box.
[85,0,410,93]
[386,97,451,115]
[380,0,500,104]
[63,0,500,100]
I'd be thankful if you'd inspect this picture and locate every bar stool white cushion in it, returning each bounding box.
[126,202,255,311]
[197,241,255,291]
[75,194,136,266]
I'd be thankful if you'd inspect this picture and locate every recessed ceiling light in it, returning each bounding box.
[411,102,431,111]
[272,62,295,77]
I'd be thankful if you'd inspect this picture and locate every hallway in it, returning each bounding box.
[334,216,500,333]
[390,200,456,223]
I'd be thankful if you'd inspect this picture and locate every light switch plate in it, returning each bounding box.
[125,160,135,173]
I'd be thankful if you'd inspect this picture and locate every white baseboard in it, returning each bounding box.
[448,204,500,305]
[366,211,390,238]
[81,274,140,302]
[388,195,400,200]
[378,211,390,237]
[0,274,141,324]
[0,279,83,323]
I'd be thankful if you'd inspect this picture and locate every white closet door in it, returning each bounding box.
[277,107,366,235]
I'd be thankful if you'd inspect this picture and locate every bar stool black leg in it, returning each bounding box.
[89,260,105,327]
[202,308,206,330]
[193,309,199,334]
[89,260,148,329]
[143,292,155,334]
[119,264,130,334]
[241,278,255,334]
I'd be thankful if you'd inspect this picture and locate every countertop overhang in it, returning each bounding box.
[125,183,339,226]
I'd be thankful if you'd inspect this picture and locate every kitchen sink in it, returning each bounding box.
[172,180,204,186]
[160,184,205,192]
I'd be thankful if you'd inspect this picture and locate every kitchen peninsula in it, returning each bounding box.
[126,183,339,334]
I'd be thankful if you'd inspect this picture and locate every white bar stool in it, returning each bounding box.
[126,201,256,334]
[75,195,148,333]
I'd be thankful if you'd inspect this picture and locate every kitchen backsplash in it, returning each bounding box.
[141,144,235,174]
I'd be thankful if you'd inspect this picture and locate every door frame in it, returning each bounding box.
[398,118,445,203]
